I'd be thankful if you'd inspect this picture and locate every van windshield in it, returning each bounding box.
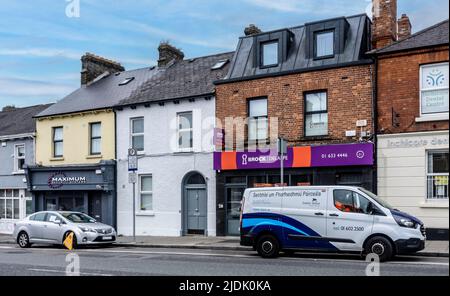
[358,188,393,210]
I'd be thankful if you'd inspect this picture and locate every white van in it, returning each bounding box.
[240,186,426,261]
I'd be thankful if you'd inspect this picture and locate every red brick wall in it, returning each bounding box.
[377,46,449,134]
[216,64,374,149]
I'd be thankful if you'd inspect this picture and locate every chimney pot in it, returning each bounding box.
[244,24,262,36]
[398,14,412,40]
[81,53,125,86]
[158,42,184,67]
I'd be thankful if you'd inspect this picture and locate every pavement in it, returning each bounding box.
[0,234,448,257]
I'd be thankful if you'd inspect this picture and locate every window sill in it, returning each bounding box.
[174,149,194,154]
[86,155,103,159]
[12,171,25,175]
[415,114,449,122]
[50,157,65,162]
[136,211,155,217]
[420,201,449,209]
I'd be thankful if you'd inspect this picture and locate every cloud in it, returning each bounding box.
[245,0,304,13]
[0,48,81,60]
[0,77,76,98]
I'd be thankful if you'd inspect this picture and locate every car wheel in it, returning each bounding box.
[365,236,393,262]
[17,232,31,248]
[63,231,78,249]
[256,235,280,258]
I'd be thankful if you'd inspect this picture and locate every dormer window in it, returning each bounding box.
[261,41,279,67]
[314,30,334,59]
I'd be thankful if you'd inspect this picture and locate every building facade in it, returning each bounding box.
[0,105,51,234]
[374,19,449,239]
[115,45,233,236]
[214,15,376,236]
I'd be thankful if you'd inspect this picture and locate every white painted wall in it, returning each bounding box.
[116,98,217,236]
[377,131,449,229]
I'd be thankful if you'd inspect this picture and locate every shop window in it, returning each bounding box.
[260,41,279,67]
[304,91,328,137]
[248,176,267,188]
[177,112,193,151]
[427,150,449,200]
[420,63,449,118]
[291,175,313,186]
[0,189,20,219]
[226,176,246,185]
[89,122,102,155]
[140,175,153,211]
[248,98,268,142]
[333,189,372,214]
[314,30,335,59]
[131,118,144,152]
[53,127,63,158]
[14,144,25,173]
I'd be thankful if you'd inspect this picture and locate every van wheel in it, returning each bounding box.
[256,235,280,258]
[17,232,31,248]
[365,236,393,262]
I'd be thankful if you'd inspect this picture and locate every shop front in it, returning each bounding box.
[26,161,116,227]
[214,143,375,236]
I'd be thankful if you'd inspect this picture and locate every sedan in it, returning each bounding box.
[13,211,117,248]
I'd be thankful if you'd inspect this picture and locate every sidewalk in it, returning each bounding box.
[1,234,448,257]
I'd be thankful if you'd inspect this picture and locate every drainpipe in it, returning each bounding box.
[372,58,379,194]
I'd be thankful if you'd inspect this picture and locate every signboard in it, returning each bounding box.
[128,172,137,184]
[214,143,374,171]
[128,148,138,171]
[421,63,449,115]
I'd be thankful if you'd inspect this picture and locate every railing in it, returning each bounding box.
[427,175,449,200]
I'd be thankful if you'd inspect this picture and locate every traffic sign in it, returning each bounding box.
[128,148,138,171]
[128,172,137,184]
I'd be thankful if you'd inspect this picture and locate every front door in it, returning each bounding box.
[225,187,246,236]
[186,188,207,235]
[88,193,102,221]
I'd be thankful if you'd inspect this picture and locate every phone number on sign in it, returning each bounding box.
[321,153,349,159]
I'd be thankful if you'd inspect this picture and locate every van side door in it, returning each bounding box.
[280,188,329,250]
[326,189,374,252]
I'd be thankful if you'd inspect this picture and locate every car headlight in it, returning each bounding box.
[78,226,96,233]
[394,215,416,228]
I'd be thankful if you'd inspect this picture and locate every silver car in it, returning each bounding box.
[13,211,117,248]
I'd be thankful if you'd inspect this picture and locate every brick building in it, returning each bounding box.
[373,18,449,239]
[214,14,375,236]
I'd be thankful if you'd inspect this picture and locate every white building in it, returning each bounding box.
[115,46,233,236]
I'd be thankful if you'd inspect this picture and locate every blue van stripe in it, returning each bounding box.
[243,218,310,237]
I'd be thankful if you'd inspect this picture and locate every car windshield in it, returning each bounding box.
[358,188,393,210]
[61,212,96,223]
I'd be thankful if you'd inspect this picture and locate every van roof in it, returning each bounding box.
[245,185,362,191]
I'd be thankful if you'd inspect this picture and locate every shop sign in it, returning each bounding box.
[214,143,374,171]
[48,172,87,189]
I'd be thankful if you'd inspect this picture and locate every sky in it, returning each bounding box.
[0,0,448,108]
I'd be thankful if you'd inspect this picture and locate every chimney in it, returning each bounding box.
[1,105,16,112]
[81,53,125,86]
[372,0,398,49]
[397,14,412,40]
[158,42,184,67]
[244,24,262,36]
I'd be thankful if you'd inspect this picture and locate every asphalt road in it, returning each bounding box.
[0,244,448,276]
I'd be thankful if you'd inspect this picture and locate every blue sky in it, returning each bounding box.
[0,0,448,108]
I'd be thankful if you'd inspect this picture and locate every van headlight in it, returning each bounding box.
[394,215,416,228]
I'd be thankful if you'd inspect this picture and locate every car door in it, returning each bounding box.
[27,212,47,241]
[326,189,374,252]
[280,188,330,250]
[43,213,65,243]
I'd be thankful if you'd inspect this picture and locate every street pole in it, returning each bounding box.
[128,148,138,243]
[133,182,136,241]
[278,137,286,186]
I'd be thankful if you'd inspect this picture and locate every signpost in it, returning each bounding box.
[277,138,288,186]
[128,148,138,241]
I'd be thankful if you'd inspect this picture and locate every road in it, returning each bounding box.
[0,244,448,276]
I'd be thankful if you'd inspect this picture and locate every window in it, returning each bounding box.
[315,30,334,58]
[119,77,135,86]
[248,98,268,141]
[53,127,63,158]
[333,189,372,214]
[177,112,193,150]
[420,63,449,117]
[89,122,102,155]
[14,144,25,173]
[30,212,47,222]
[140,175,153,211]
[211,59,229,70]
[0,189,20,220]
[305,91,328,137]
[261,41,279,67]
[427,150,449,200]
[131,118,144,152]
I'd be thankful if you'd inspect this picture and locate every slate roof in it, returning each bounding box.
[374,19,449,55]
[220,14,372,83]
[118,51,234,106]
[36,66,158,118]
[0,104,53,137]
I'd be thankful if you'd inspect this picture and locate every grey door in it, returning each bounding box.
[186,188,207,234]
[225,187,246,236]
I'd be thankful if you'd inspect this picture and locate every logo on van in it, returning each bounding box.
[48,172,87,189]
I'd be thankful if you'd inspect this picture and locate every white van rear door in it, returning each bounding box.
[326,189,374,251]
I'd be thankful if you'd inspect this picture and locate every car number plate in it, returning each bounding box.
[103,236,112,240]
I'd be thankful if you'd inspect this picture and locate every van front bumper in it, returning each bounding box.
[395,238,425,254]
